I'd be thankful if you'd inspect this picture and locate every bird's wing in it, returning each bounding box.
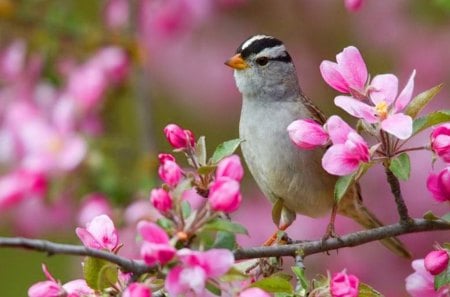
[299,93,327,125]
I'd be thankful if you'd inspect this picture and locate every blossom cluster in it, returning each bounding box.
[428,123,450,202]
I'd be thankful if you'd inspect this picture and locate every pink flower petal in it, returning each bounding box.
[201,249,234,277]
[137,221,170,244]
[381,113,413,139]
[336,46,368,93]
[319,61,350,93]
[75,227,103,249]
[345,0,363,12]
[287,119,329,149]
[370,74,398,105]
[85,214,119,250]
[334,96,378,123]
[322,144,360,176]
[28,280,64,297]
[325,115,354,144]
[394,70,416,112]
[63,279,94,295]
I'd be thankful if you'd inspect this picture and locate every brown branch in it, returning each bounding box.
[233,219,450,260]
[1,219,449,268]
[385,167,412,223]
[0,237,155,277]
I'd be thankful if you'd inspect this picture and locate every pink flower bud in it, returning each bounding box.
[424,250,449,276]
[163,124,195,149]
[344,0,363,12]
[158,154,182,187]
[431,123,450,163]
[209,177,242,213]
[75,214,119,251]
[137,221,176,266]
[149,188,173,212]
[240,288,271,297]
[330,270,359,297]
[123,283,152,297]
[287,119,329,150]
[426,167,450,202]
[28,281,64,297]
[216,155,244,181]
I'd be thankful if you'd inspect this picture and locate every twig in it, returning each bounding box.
[0,237,155,277]
[385,167,411,223]
[1,219,449,269]
[233,219,450,260]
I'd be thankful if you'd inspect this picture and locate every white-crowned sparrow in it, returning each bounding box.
[225,34,410,258]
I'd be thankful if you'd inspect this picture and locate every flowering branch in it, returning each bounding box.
[1,219,449,270]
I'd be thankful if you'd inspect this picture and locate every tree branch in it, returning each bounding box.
[385,167,411,223]
[0,237,155,277]
[0,219,449,273]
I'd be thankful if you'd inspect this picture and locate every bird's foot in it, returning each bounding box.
[263,224,291,246]
[321,223,344,255]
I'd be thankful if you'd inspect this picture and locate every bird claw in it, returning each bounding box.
[321,223,343,254]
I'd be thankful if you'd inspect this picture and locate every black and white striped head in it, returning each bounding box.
[225,35,300,98]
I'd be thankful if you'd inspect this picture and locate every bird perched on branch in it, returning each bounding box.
[225,34,411,258]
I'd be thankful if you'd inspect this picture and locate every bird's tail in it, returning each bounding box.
[338,185,412,259]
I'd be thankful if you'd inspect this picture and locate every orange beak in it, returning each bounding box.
[224,54,249,70]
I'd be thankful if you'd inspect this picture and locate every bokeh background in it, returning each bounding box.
[0,0,449,296]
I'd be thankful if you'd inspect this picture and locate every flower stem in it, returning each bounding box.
[384,166,412,224]
[395,146,428,155]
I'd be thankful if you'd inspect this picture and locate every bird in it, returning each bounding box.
[224,34,411,258]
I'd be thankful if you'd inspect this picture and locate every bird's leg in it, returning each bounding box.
[323,202,338,240]
[263,223,291,246]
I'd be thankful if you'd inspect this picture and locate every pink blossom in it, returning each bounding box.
[165,248,234,296]
[122,283,152,297]
[335,71,416,139]
[320,46,368,96]
[0,169,47,210]
[322,116,369,176]
[75,214,119,251]
[240,288,271,297]
[92,46,129,83]
[426,167,450,202]
[77,193,113,226]
[163,124,195,149]
[104,0,129,30]
[406,259,450,297]
[182,188,206,210]
[209,177,242,213]
[425,250,449,276]
[137,221,176,266]
[158,153,182,187]
[149,188,173,212]
[216,154,244,181]
[28,264,94,297]
[330,270,359,297]
[431,123,450,163]
[0,39,26,81]
[287,119,329,150]
[344,0,363,12]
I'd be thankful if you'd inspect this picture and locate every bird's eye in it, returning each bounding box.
[255,57,269,66]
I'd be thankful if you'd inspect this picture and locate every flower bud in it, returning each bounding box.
[163,124,195,149]
[426,167,450,202]
[209,177,241,213]
[431,123,450,163]
[149,188,172,212]
[122,283,152,297]
[424,250,449,276]
[287,119,329,150]
[330,270,359,297]
[216,155,244,181]
[158,154,182,187]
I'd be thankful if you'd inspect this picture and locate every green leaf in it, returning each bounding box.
[389,153,410,181]
[334,173,356,203]
[220,267,248,282]
[250,276,294,294]
[157,217,175,230]
[272,199,283,226]
[212,231,236,250]
[197,165,217,175]
[83,257,118,291]
[195,136,207,166]
[423,211,441,221]
[412,110,450,136]
[405,84,443,118]
[210,139,242,164]
[441,212,450,222]
[206,281,222,296]
[435,264,450,290]
[181,200,191,219]
[358,283,384,297]
[291,266,308,291]
[203,218,248,235]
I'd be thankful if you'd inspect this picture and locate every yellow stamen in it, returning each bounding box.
[47,137,63,153]
[375,101,388,120]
